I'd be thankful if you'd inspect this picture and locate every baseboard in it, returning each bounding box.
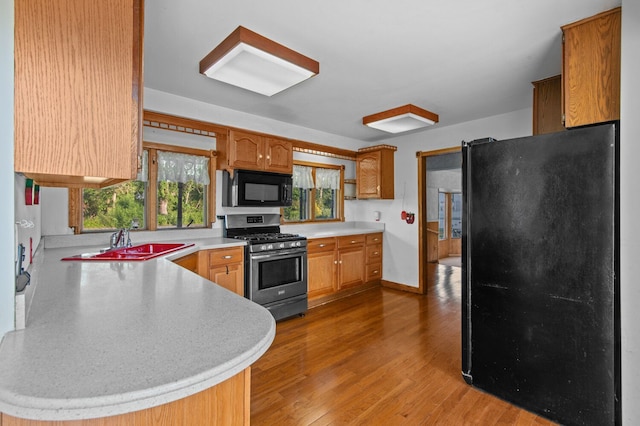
[381,279,422,294]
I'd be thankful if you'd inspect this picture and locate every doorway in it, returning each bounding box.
[417,147,461,293]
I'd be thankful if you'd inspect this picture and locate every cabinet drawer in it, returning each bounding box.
[308,237,336,253]
[366,243,382,263]
[366,233,383,245]
[337,234,365,248]
[366,263,382,281]
[208,246,244,267]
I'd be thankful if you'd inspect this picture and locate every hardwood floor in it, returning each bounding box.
[251,264,556,425]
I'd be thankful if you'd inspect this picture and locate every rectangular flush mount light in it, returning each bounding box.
[199,26,319,96]
[363,104,439,133]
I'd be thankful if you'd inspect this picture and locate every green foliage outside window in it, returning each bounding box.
[83,181,146,230]
[157,181,206,228]
[315,188,336,219]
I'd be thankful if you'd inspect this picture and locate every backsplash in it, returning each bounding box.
[14,173,41,271]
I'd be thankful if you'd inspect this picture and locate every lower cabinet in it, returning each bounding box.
[307,233,383,304]
[171,252,198,273]
[307,238,337,299]
[337,235,366,289]
[198,246,245,296]
[1,368,251,426]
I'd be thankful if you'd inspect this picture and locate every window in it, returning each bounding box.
[438,191,447,240]
[451,193,462,239]
[78,143,215,232]
[283,162,344,223]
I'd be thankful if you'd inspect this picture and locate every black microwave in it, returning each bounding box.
[222,170,293,207]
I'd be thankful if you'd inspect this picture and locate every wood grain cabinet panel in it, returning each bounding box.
[1,368,250,426]
[264,137,294,174]
[365,233,383,284]
[14,0,143,188]
[172,252,198,273]
[356,146,396,199]
[307,245,338,299]
[198,247,245,296]
[307,233,382,304]
[221,130,293,174]
[532,75,565,135]
[562,7,621,128]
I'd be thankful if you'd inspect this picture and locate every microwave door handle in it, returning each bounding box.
[283,184,289,202]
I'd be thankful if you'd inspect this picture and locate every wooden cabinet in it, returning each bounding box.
[307,233,382,304]
[220,130,293,174]
[532,75,565,135]
[172,252,198,273]
[307,238,338,299]
[562,7,621,128]
[1,368,250,425]
[14,0,143,188]
[198,246,245,296]
[337,235,366,289]
[365,233,383,283]
[356,146,396,199]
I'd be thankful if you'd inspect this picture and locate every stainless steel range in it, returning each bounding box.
[223,214,307,321]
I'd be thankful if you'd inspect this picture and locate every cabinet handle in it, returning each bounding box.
[226,265,229,275]
[351,240,356,244]
[267,155,271,160]
[374,251,379,255]
[258,154,263,159]
[373,270,379,274]
[339,260,343,264]
[319,244,326,248]
[222,255,233,259]
[334,260,338,264]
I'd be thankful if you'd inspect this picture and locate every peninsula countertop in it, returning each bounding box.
[0,239,275,421]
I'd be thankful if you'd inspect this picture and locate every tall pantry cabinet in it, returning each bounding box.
[562,7,621,128]
[14,0,144,187]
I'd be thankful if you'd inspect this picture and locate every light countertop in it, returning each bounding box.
[0,239,274,421]
[0,224,385,421]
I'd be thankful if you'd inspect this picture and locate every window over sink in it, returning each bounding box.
[74,143,215,233]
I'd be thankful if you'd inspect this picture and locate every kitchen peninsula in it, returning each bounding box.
[0,239,274,424]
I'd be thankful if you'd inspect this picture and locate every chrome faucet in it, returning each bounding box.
[109,219,139,249]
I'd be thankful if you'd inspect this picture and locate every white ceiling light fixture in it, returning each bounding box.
[363,104,439,133]
[199,26,319,96]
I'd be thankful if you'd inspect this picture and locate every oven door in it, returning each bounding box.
[247,248,307,305]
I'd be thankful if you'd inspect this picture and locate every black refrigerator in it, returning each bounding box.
[461,122,620,425]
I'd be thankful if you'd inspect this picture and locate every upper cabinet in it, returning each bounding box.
[356,145,396,199]
[562,7,621,128]
[532,75,565,135]
[220,130,293,174]
[14,0,144,188]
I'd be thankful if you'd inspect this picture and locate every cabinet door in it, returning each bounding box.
[14,0,143,187]
[532,75,565,135]
[228,130,265,171]
[264,138,293,174]
[562,7,621,128]
[356,151,381,199]
[209,263,244,296]
[338,247,365,290]
[308,250,337,299]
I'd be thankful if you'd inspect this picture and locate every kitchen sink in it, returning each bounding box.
[61,243,194,262]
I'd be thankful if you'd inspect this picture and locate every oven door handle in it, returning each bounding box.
[250,249,307,260]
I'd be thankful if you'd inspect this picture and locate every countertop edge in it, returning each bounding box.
[0,320,275,421]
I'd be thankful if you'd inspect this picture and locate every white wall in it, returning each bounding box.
[620,0,640,422]
[0,0,15,335]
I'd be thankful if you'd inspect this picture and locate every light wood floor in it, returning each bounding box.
[251,265,557,425]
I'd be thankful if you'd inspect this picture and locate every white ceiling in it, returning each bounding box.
[144,0,621,143]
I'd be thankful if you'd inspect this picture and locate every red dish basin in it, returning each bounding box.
[62,243,194,261]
